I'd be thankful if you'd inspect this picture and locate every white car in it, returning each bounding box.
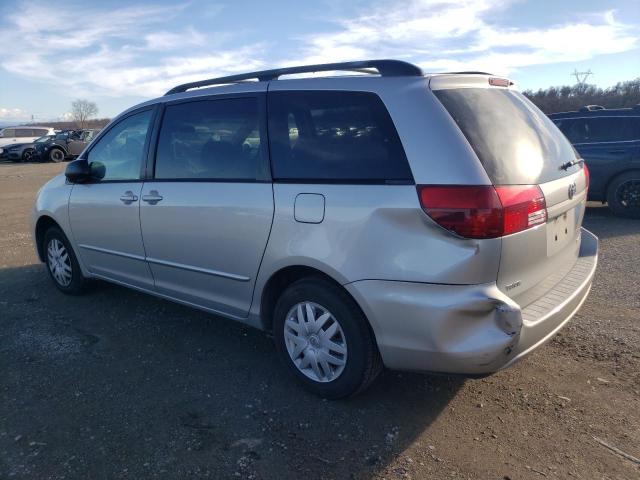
[0,126,56,154]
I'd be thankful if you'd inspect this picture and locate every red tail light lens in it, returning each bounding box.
[417,185,547,239]
[583,163,589,191]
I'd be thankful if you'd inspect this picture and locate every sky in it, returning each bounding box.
[0,0,638,124]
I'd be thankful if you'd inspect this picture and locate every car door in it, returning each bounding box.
[67,131,90,156]
[571,117,639,198]
[69,108,156,290]
[139,93,274,319]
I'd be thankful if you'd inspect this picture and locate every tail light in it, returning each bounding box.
[583,163,589,191]
[417,185,547,239]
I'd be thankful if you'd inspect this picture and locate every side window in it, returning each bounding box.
[560,119,589,144]
[15,128,32,137]
[33,129,49,137]
[268,91,412,182]
[87,110,152,181]
[583,117,637,143]
[154,97,263,180]
[1,128,15,138]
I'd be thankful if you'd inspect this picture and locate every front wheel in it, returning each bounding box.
[43,227,87,294]
[607,172,640,219]
[273,277,382,399]
[49,148,65,163]
[21,148,34,163]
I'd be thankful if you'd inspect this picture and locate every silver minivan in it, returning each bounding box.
[32,60,598,398]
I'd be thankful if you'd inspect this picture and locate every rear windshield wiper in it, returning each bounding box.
[559,159,584,171]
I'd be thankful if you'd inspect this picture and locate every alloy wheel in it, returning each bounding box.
[284,301,348,382]
[615,179,640,209]
[22,149,34,162]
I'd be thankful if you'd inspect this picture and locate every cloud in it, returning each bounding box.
[0,0,638,103]
[0,1,264,97]
[293,0,639,76]
[0,108,30,121]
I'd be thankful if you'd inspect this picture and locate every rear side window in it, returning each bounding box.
[33,128,49,136]
[15,128,32,137]
[268,91,412,183]
[582,117,640,143]
[154,97,264,181]
[434,88,577,185]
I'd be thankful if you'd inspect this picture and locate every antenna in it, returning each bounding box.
[571,69,593,85]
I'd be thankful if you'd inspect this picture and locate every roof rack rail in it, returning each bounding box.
[446,71,495,75]
[165,59,423,95]
[579,105,605,112]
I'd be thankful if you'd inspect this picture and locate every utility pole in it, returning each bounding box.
[571,69,593,85]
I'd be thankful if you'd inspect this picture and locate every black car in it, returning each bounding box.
[549,105,640,218]
[33,129,100,163]
[0,135,55,162]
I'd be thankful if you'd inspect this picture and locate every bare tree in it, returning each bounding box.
[71,99,98,129]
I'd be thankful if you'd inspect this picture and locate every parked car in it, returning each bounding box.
[549,106,640,218]
[32,60,598,398]
[33,129,100,163]
[0,126,56,156]
[0,135,55,162]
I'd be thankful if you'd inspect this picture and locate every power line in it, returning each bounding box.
[571,69,593,85]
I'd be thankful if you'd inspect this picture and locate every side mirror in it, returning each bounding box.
[65,158,91,183]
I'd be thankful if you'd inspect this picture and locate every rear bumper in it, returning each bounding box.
[345,228,598,374]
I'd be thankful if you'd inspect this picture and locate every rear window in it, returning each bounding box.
[268,91,412,183]
[434,88,577,185]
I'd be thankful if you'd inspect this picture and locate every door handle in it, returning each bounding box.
[119,191,139,204]
[142,190,163,205]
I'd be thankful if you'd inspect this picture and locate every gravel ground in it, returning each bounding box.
[0,161,639,480]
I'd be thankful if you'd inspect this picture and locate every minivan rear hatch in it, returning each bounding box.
[430,75,588,307]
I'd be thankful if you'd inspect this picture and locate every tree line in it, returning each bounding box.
[523,78,640,114]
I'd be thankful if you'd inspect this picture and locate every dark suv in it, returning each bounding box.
[549,106,640,218]
[34,129,100,163]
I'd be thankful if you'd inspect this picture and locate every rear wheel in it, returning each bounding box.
[273,277,382,399]
[607,172,640,219]
[43,227,87,294]
[49,148,65,163]
[21,148,34,163]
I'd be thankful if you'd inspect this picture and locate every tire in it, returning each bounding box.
[606,172,640,219]
[49,148,65,163]
[273,277,382,399]
[21,148,34,163]
[43,226,87,294]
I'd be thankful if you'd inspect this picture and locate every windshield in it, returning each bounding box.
[433,88,578,185]
[35,136,51,143]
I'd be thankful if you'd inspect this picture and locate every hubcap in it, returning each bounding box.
[284,301,347,383]
[51,150,63,162]
[47,239,72,286]
[616,179,640,209]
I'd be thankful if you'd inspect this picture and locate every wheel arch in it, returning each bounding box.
[259,265,375,340]
[34,215,61,262]
[49,145,68,156]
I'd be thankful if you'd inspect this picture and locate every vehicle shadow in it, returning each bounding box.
[583,203,639,240]
[0,264,462,479]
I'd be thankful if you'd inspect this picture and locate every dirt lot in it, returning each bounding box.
[1,161,639,480]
